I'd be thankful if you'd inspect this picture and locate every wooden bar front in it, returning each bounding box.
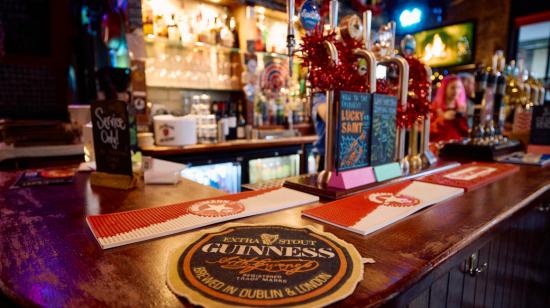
[0,164,548,307]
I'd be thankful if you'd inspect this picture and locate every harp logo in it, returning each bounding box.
[260,233,279,245]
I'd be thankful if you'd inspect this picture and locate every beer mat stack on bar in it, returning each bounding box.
[302,181,464,236]
[416,162,520,191]
[87,188,319,249]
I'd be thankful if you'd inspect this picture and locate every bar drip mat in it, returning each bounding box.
[86,188,319,249]
[241,178,289,191]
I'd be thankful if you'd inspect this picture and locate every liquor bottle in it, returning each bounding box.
[179,15,195,44]
[237,100,246,139]
[211,16,221,45]
[229,16,239,49]
[227,101,237,140]
[221,101,229,139]
[154,14,168,38]
[142,2,154,36]
[211,101,219,120]
[255,14,266,52]
[196,10,209,44]
[277,102,284,125]
[167,14,180,42]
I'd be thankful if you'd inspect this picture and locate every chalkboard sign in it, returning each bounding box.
[336,91,372,172]
[91,100,133,176]
[530,104,550,146]
[370,94,398,166]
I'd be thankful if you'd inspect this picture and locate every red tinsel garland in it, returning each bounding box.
[298,26,369,93]
[376,56,431,128]
[403,56,431,128]
[299,28,431,128]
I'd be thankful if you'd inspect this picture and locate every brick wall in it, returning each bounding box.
[443,0,512,65]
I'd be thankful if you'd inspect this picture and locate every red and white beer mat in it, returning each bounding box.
[416,162,519,191]
[87,188,318,249]
[303,181,464,236]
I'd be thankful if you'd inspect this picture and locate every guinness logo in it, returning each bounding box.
[188,200,245,217]
[368,192,420,207]
[167,224,363,307]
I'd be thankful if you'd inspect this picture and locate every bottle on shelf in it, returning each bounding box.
[218,14,235,48]
[255,12,266,52]
[167,14,180,42]
[196,10,210,44]
[142,2,154,36]
[237,100,247,139]
[229,16,239,49]
[227,101,237,140]
[154,14,168,37]
[179,15,195,44]
[221,102,230,139]
[211,101,219,120]
[211,16,221,45]
[277,102,284,125]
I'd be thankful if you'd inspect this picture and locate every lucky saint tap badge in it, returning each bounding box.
[166,224,364,307]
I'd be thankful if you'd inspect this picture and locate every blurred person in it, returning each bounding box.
[311,92,327,172]
[430,75,469,142]
[458,72,476,128]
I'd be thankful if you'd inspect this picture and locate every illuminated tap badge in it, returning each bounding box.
[336,91,372,172]
[299,0,321,31]
[167,224,363,307]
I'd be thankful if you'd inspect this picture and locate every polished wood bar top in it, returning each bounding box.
[0,165,549,307]
[140,135,318,156]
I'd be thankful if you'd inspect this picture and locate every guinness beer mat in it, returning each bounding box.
[87,188,318,249]
[166,224,364,307]
[302,181,464,236]
[417,162,519,191]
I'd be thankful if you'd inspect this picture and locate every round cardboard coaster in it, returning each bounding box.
[166,223,364,307]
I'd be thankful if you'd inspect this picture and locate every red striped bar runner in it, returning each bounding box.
[87,188,318,249]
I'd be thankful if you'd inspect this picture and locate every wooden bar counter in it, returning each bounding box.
[0,164,549,307]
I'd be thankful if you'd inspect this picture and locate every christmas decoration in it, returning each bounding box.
[375,57,431,128]
[298,26,369,93]
[298,13,429,129]
[403,56,431,127]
